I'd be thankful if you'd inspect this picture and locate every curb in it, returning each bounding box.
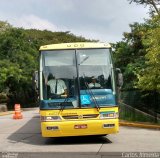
[22,107,38,111]
[0,108,38,116]
[0,111,14,116]
[120,121,160,130]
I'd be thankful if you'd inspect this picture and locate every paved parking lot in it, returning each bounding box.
[0,109,160,157]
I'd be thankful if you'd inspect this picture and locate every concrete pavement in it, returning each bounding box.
[0,109,160,154]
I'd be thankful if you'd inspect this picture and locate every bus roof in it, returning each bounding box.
[39,42,111,50]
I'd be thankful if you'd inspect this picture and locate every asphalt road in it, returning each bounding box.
[0,109,160,158]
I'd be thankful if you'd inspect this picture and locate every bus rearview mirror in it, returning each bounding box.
[32,71,39,90]
[116,68,123,87]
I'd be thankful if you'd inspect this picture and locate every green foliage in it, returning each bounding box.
[114,15,160,116]
[0,60,22,91]
[0,21,11,34]
[136,15,160,91]
[25,29,94,47]
[113,22,147,90]
[114,16,160,92]
[113,2,160,117]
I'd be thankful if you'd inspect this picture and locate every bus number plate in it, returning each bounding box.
[74,124,87,129]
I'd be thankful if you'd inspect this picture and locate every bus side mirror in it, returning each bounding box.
[32,71,39,90]
[116,68,123,88]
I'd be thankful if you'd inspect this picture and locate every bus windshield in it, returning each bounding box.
[40,48,116,110]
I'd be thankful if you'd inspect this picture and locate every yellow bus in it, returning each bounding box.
[38,42,122,137]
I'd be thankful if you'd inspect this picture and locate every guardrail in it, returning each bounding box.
[119,102,160,124]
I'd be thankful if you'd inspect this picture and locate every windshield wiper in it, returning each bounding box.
[83,75,100,111]
[59,95,72,112]
[80,56,89,65]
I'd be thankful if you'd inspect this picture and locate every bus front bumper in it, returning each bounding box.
[41,119,119,137]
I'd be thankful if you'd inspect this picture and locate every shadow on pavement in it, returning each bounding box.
[45,136,112,145]
[7,115,112,145]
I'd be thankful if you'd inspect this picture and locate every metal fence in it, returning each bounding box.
[119,102,160,124]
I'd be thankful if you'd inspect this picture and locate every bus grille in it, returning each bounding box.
[62,114,99,120]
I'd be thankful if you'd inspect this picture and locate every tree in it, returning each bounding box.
[136,16,160,91]
[113,22,147,90]
[0,21,11,33]
[128,0,160,15]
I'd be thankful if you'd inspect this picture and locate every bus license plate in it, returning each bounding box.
[74,124,87,129]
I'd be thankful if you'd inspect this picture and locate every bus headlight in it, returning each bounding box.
[41,116,62,122]
[100,112,118,119]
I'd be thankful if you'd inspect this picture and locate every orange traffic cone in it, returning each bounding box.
[13,104,23,119]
